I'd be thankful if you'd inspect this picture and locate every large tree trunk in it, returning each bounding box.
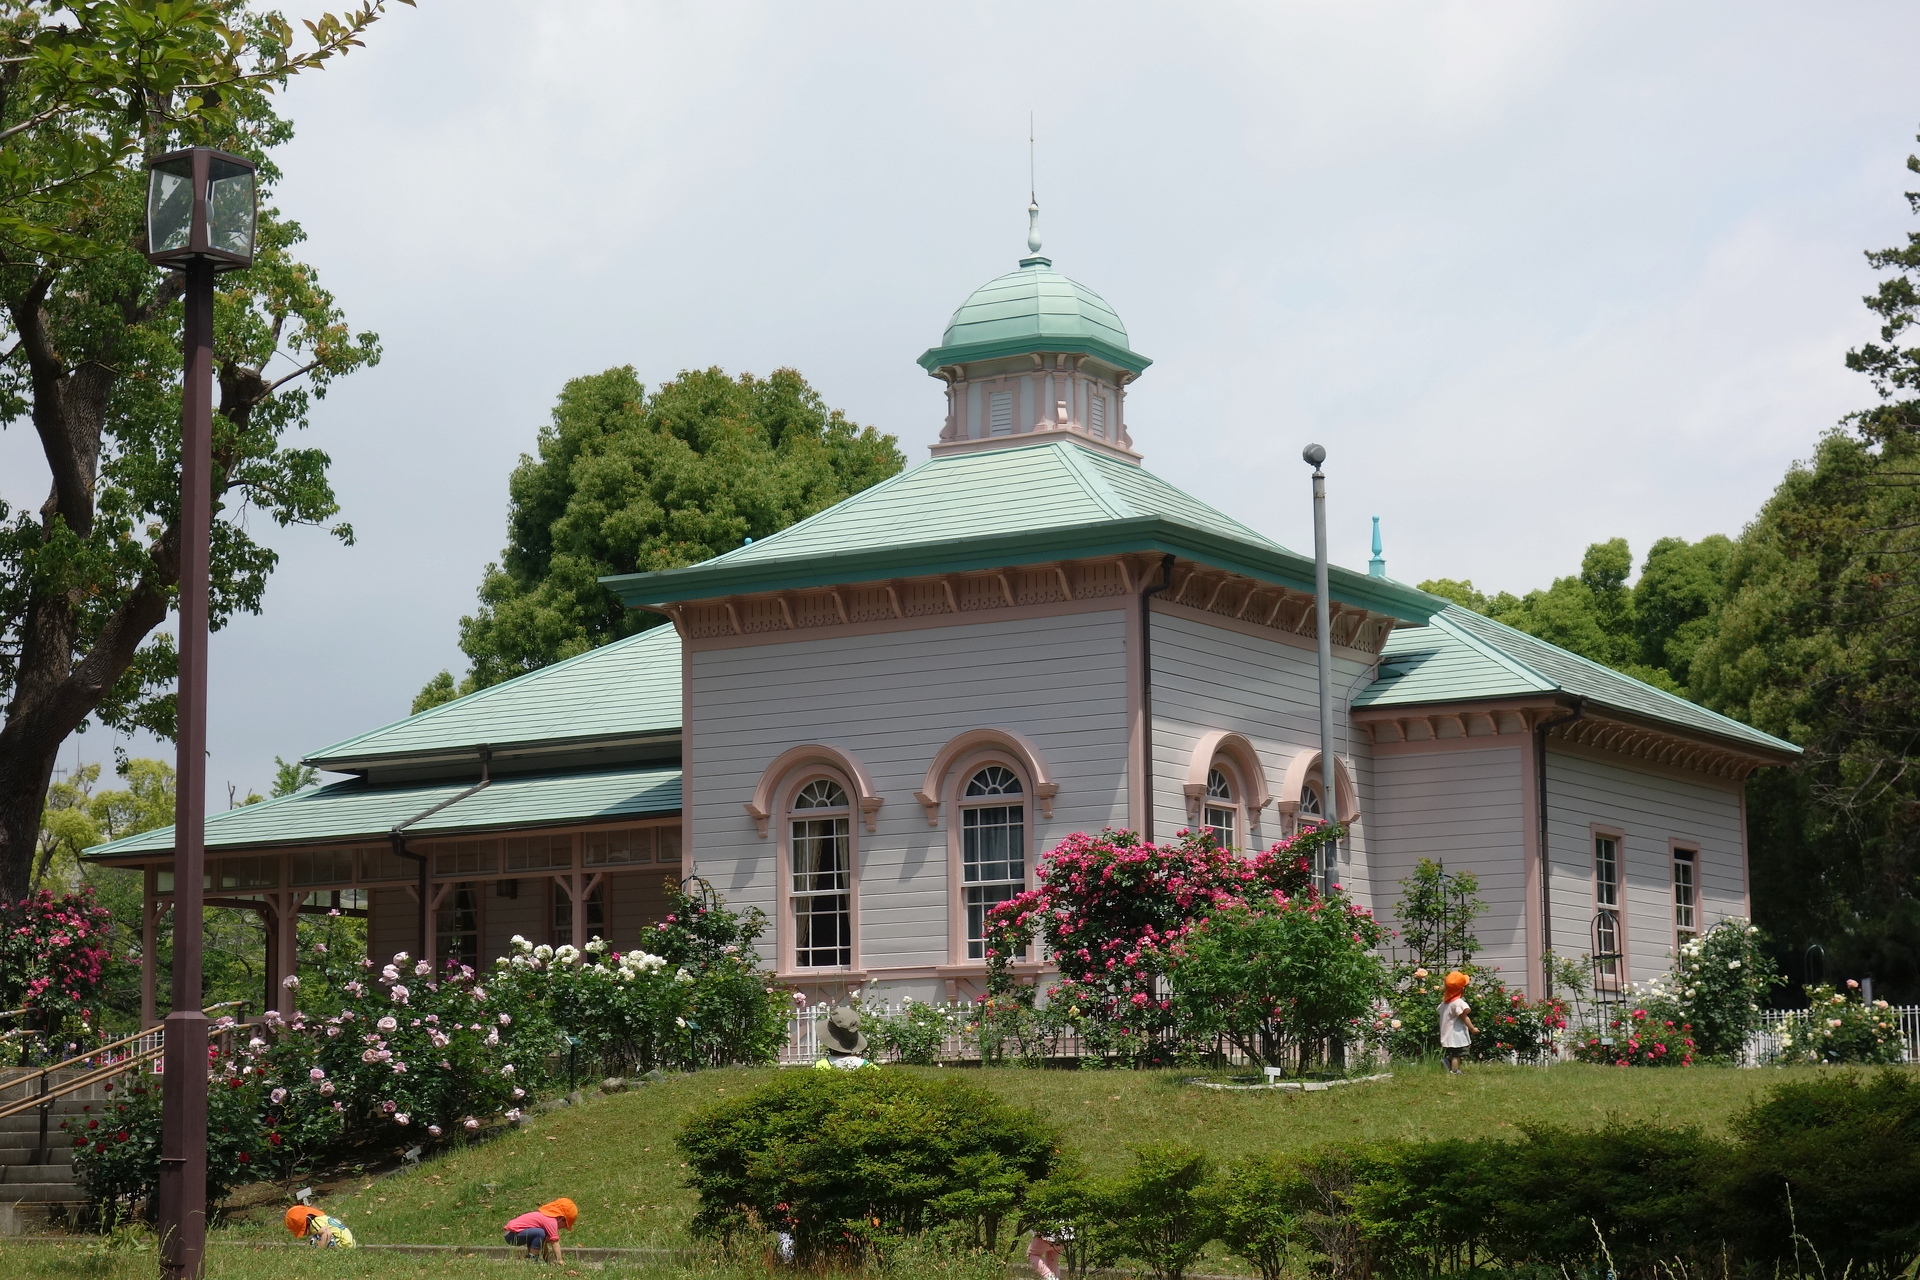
[0,279,178,897]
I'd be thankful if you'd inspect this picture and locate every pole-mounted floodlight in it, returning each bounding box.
[145,145,255,1280]
[1302,444,1336,894]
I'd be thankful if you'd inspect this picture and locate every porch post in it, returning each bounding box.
[261,902,281,1017]
[141,869,159,1030]
[570,872,585,949]
[276,893,300,1018]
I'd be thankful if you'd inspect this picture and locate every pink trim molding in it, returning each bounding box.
[1276,749,1359,824]
[915,727,1058,825]
[1181,730,1271,823]
[746,743,884,836]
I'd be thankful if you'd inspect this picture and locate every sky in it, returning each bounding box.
[6,0,1920,803]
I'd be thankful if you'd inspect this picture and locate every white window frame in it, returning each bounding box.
[1672,845,1698,946]
[959,764,1027,962]
[785,775,857,971]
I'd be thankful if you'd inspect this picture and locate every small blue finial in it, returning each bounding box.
[1368,516,1385,578]
[743,536,753,545]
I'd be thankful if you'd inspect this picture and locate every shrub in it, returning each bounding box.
[1483,1123,1717,1274]
[984,826,1338,1061]
[1212,1153,1313,1280]
[1386,966,1563,1063]
[863,996,958,1066]
[1104,1144,1218,1280]
[1662,918,1780,1057]
[677,1069,1060,1263]
[0,888,113,1051]
[1171,896,1389,1071]
[1023,1168,1122,1278]
[1717,1070,1920,1280]
[1348,1139,1499,1277]
[63,1072,266,1229]
[64,952,550,1223]
[489,884,788,1074]
[1571,993,1696,1067]
[1775,983,1906,1065]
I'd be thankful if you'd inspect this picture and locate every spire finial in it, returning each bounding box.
[1026,112,1042,257]
[1369,516,1386,578]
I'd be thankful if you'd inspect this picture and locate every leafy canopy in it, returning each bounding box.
[421,365,903,702]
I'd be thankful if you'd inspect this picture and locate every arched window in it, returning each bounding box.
[790,778,853,969]
[1204,768,1236,848]
[1297,781,1341,893]
[961,766,1026,960]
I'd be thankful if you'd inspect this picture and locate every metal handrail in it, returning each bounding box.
[0,1002,245,1103]
[0,1043,166,1124]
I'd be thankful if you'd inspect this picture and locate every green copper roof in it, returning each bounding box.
[1356,604,1799,757]
[602,437,1440,625]
[304,624,681,772]
[918,257,1150,374]
[84,765,682,859]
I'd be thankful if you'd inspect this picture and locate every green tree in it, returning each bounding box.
[1631,535,1733,688]
[430,364,903,696]
[271,755,317,796]
[1688,135,1920,998]
[0,3,395,898]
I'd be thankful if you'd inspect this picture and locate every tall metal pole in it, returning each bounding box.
[1305,445,1335,892]
[157,257,214,1280]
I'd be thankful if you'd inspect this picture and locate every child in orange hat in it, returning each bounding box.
[1439,971,1477,1073]
[505,1198,577,1263]
[285,1203,356,1248]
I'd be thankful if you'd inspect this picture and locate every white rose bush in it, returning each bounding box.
[487,885,789,1076]
[1775,981,1906,1065]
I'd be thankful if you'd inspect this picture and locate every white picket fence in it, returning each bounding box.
[781,1002,1920,1068]
[1740,1004,1920,1066]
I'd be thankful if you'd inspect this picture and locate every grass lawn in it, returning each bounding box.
[0,1060,1886,1279]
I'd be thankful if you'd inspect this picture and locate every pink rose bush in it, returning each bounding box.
[982,825,1356,1064]
[0,888,113,1050]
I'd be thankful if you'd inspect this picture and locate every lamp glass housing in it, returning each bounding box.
[147,157,194,255]
[206,158,255,260]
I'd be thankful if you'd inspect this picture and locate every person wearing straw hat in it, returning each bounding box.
[285,1204,356,1249]
[504,1198,577,1262]
[1439,971,1478,1074]
[818,1004,870,1069]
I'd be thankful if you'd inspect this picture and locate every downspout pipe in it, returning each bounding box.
[1139,554,1176,843]
[1533,701,1584,998]
[391,745,492,961]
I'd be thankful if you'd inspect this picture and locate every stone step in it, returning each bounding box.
[0,1147,75,1167]
[0,1181,83,1203]
[0,1169,79,1192]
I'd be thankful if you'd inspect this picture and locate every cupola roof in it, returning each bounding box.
[918,205,1150,374]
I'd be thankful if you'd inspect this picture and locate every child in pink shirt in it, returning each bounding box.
[504,1198,576,1262]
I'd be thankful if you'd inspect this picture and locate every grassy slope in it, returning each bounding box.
[218,1060,1825,1249]
[0,1061,1882,1280]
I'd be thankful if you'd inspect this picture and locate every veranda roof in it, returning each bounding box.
[303,623,682,773]
[1355,604,1799,758]
[83,765,682,861]
[600,437,1442,625]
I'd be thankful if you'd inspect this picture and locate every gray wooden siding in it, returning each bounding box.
[1148,611,1380,906]
[689,610,1133,974]
[482,884,546,958]
[1543,750,1745,983]
[610,871,676,949]
[368,888,412,964]
[1368,746,1528,981]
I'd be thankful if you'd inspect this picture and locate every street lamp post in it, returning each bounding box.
[1302,444,1336,893]
[145,146,256,1280]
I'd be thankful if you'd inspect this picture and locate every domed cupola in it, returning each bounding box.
[919,202,1151,463]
